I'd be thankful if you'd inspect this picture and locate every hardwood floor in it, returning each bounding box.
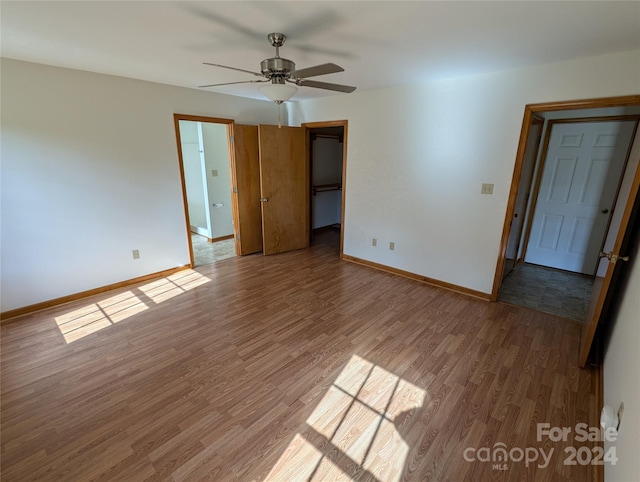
[1,232,597,481]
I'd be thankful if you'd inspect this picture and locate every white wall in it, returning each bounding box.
[288,50,640,294]
[0,58,277,312]
[603,245,640,481]
[201,122,234,239]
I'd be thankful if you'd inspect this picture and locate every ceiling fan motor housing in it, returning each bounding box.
[261,57,296,79]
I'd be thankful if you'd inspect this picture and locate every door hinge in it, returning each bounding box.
[229,136,234,144]
[233,186,238,193]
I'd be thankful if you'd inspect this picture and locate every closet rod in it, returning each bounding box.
[312,183,342,195]
[311,133,343,142]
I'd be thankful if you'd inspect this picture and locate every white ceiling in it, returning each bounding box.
[2,1,639,102]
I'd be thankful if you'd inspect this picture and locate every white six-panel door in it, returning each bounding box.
[525,121,636,274]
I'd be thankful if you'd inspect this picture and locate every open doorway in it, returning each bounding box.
[494,97,640,325]
[304,121,348,255]
[174,114,237,267]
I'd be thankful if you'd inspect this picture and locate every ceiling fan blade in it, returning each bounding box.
[199,80,268,88]
[296,80,356,93]
[290,63,344,79]
[203,62,263,77]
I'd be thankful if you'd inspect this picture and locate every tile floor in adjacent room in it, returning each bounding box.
[498,263,594,322]
[191,234,236,266]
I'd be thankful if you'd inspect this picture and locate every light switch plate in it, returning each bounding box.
[481,183,494,195]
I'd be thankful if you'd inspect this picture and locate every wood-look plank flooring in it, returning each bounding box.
[1,231,596,481]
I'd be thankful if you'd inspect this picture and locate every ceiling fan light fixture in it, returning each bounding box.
[260,83,298,103]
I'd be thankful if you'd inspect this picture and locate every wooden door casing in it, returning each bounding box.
[502,116,544,280]
[491,96,640,305]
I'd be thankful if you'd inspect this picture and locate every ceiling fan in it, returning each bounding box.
[199,33,356,103]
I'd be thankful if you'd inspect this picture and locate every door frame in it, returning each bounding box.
[173,113,236,268]
[491,95,640,301]
[502,114,544,281]
[302,120,349,257]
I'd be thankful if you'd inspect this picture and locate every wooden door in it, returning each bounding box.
[525,121,636,274]
[258,125,308,255]
[579,124,639,366]
[229,124,263,255]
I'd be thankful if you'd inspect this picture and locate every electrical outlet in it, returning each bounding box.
[372,238,377,247]
[132,249,140,260]
[481,183,494,195]
[389,242,395,251]
[211,169,218,177]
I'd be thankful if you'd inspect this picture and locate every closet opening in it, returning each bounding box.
[305,122,348,256]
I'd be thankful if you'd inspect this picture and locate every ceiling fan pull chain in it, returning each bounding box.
[278,103,282,129]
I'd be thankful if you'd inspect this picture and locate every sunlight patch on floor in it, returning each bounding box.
[55,290,148,343]
[266,355,427,482]
[138,270,211,303]
[54,270,210,343]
